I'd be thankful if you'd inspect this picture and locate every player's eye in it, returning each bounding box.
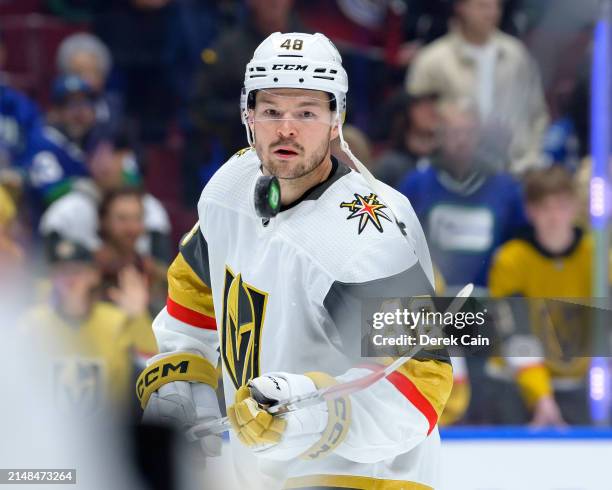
[299,111,316,119]
[262,109,281,118]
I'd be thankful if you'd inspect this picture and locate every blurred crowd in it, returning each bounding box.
[0,0,609,444]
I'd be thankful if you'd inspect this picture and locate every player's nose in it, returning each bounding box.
[276,118,298,138]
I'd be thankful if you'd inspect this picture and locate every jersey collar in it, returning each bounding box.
[522,226,584,259]
[279,156,351,212]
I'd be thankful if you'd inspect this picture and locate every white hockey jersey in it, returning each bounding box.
[152,148,453,490]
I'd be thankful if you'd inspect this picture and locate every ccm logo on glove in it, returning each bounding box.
[303,396,350,460]
[136,353,218,408]
[137,360,188,399]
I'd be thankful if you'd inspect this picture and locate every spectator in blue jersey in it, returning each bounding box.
[23,75,97,220]
[0,83,43,170]
[398,100,527,293]
[0,32,42,203]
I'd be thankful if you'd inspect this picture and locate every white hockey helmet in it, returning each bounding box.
[241,32,348,145]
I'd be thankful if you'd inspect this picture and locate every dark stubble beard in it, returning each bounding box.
[258,128,332,180]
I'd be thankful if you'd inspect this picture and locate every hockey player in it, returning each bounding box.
[137,32,452,490]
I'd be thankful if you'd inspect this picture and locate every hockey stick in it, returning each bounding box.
[186,282,474,441]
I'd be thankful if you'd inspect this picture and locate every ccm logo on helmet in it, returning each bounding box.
[272,64,308,71]
[136,360,189,398]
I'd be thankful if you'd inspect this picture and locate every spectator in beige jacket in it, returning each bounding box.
[406,0,549,174]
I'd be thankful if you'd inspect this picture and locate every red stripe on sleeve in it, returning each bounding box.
[359,363,438,435]
[166,297,217,330]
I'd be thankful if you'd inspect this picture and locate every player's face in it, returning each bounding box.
[249,88,339,180]
[101,195,145,252]
[527,193,577,238]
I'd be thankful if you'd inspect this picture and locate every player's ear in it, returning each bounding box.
[330,120,340,141]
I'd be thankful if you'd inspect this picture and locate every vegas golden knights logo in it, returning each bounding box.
[53,358,104,415]
[221,266,268,389]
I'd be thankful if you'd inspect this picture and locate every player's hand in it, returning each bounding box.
[143,380,222,457]
[227,373,328,460]
[529,395,567,428]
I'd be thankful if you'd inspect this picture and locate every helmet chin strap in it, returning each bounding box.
[336,111,383,194]
[244,111,255,147]
[335,106,406,234]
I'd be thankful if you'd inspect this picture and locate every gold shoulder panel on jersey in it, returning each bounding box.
[167,253,215,319]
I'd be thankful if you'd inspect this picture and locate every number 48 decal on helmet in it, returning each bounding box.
[280,38,303,50]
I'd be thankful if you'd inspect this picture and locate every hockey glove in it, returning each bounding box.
[143,380,222,456]
[139,352,222,457]
[227,372,350,460]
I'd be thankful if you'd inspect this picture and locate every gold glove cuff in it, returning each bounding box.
[300,372,352,461]
[136,353,218,409]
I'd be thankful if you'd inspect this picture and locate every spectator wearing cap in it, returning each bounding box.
[22,75,97,220]
[374,92,440,188]
[21,237,157,411]
[56,32,123,134]
[39,129,171,264]
[406,0,549,174]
